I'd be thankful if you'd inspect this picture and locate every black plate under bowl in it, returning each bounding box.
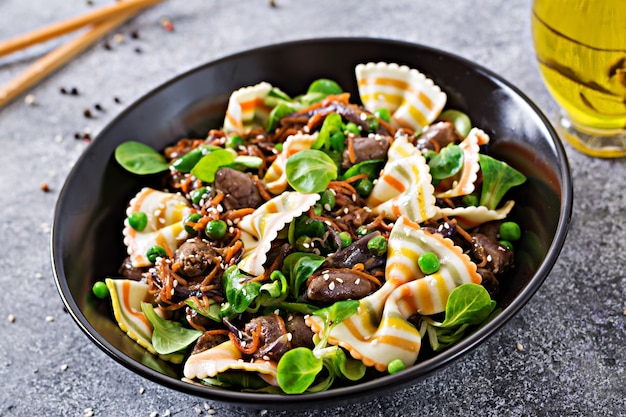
[51,38,573,409]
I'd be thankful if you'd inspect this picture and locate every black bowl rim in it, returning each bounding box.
[51,36,573,408]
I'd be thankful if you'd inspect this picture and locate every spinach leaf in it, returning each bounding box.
[478,154,527,210]
[285,149,338,193]
[440,283,496,328]
[276,347,324,394]
[341,159,385,181]
[140,302,203,355]
[114,141,169,175]
[439,109,472,138]
[221,265,262,317]
[320,346,366,382]
[282,252,325,298]
[264,101,300,132]
[312,113,345,153]
[190,149,235,182]
[428,144,464,180]
[247,270,289,312]
[185,298,221,322]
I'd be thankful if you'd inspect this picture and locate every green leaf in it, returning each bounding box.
[440,283,496,328]
[185,298,221,322]
[190,149,235,182]
[282,252,325,298]
[264,101,299,132]
[312,113,345,152]
[307,79,343,96]
[478,154,527,210]
[222,265,262,316]
[315,299,360,328]
[276,347,324,394]
[428,144,464,180]
[287,215,326,247]
[285,149,338,193]
[341,159,385,180]
[114,141,169,175]
[319,346,366,382]
[140,302,203,355]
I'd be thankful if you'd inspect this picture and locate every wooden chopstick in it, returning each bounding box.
[0,0,163,109]
[0,0,163,58]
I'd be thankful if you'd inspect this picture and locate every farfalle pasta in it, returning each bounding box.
[106,62,526,394]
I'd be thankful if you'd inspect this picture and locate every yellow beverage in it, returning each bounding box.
[531,0,626,140]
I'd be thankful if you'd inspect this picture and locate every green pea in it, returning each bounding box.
[320,189,336,211]
[339,231,352,248]
[461,194,479,207]
[172,148,204,173]
[274,143,283,152]
[205,219,227,240]
[418,252,440,275]
[184,212,202,235]
[128,211,148,231]
[356,225,369,237]
[92,281,109,299]
[344,122,361,136]
[356,178,374,197]
[146,245,167,263]
[439,109,472,138]
[499,221,521,241]
[225,135,245,149]
[367,235,388,256]
[499,240,514,252]
[312,205,323,216]
[387,359,405,374]
[190,187,208,204]
[374,108,391,123]
[295,235,313,252]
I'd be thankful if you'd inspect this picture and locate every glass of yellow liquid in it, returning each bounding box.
[531,0,626,157]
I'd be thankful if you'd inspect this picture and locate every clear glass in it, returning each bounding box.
[531,0,626,157]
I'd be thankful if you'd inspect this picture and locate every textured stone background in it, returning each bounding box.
[0,0,624,416]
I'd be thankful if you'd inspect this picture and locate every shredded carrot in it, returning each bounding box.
[229,325,261,355]
[223,239,243,264]
[252,176,273,202]
[348,266,383,287]
[295,93,351,115]
[347,135,356,164]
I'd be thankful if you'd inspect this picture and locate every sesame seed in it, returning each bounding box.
[486,255,492,262]
[54,134,63,143]
[7,314,15,323]
[164,410,171,417]
[259,410,268,416]
[329,281,335,290]
[150,412,158,417]
[84,408,94,417]
[24,94,36,105]
[113,33,125,44]
[35,272,43,279]
[45,315,55,322]
[516,342,524,351]
[139,387,145,394]
[287,332,293,341]
[61,364,68,371]
[194,405,202,414]
[355,278,360,285]
[336,278,344,283]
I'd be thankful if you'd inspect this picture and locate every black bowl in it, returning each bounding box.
[51,38,573,409]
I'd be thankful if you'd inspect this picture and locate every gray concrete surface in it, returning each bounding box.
[0,0,624,416]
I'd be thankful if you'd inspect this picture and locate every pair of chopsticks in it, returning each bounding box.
[0,0,164,109]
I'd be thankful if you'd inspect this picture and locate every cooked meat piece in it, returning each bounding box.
[191,329,229,355]
[284,314,315,349]
[324,231,386,272]
[118,256,147,281]
[471,233,514,275]
[173,238,216,278]
[475,220,501,242]
[477,268,499,298]
[341,135,390,169]
[244,313,291,361]
[306,268,378,305]
[213,167,263,210]
[415,121,462,152]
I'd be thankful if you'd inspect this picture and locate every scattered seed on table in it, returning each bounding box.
[45,315,55,322]
[54,134,63,143]
[61,364,68,371]
[516,342,524,351]
[130,30,140,39]
[139,387,145,394]
[60,87,67,94]
[150,412,158,417]
[113,33,124,44]
[70,87,79,95]
[83,108,93,118]
[114,96,122,104]
[163,410,171,417]
[103,41,112,50]
[24,94,36,105]
[7,314,15,323]
[35,272,43,279]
